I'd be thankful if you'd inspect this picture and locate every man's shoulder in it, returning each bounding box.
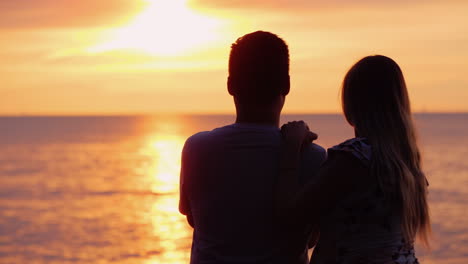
[303,143,327,158]
[185,124,279,144]
[185,131,211,144]
[298,143,327,181]
[183,131,211,152]
[183,125,235,149]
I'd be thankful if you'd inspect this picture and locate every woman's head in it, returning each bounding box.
[341,55,431,247]
[342,55,410,133]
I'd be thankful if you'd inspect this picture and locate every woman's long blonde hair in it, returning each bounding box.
[342,55,430,246]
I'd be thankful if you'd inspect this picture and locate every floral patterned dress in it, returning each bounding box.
[309,138,420,264]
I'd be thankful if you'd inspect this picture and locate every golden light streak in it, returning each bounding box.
[145,134,184,193]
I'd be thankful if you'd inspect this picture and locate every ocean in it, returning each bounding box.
[0,114,467,264]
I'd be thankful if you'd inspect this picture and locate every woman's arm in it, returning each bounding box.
[275,121,316,214]
[290,153,368,225]
[276,123,370,228]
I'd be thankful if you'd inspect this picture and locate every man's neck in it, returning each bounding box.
[233,96,284,128]
[235,112,280,128]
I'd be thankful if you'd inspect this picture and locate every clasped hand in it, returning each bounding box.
[281,121,318,149]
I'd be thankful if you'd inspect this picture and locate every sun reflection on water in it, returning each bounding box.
[144,134,184,194]
[141,132,192,263]
[148,195,191,264]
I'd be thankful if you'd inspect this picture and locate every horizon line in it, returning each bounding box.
[1,111,467,117]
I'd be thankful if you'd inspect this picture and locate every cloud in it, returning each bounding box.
[192,0,455,10]
[0,0,143,29]
[2,0,461,29]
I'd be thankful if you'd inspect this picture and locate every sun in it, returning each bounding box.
[88,0,222,56]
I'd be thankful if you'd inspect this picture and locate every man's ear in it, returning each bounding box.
[281,75,290,96]
[227,76,235,96]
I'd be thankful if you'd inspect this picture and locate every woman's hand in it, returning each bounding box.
[280,121,318,170]
[281,121,318,149]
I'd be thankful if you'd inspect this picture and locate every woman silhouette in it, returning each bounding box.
[277,55,431,264]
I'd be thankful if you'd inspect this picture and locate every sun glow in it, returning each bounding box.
[89,0,223,56]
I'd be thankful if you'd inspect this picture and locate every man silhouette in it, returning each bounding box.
[179,31,326,264]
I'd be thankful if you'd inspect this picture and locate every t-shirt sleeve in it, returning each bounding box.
[328,137,372,167]
[179,140,191,216]
[298,143,327,185]
[178,132,209,227]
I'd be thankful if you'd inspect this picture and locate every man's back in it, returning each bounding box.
[180,123,326,264]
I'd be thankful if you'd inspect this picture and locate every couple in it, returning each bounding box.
[179,31,430,264]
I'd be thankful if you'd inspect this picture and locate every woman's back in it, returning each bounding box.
[277,55,430,263]
[310,138,419,264]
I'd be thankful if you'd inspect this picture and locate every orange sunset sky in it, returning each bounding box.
[1,0,467,115]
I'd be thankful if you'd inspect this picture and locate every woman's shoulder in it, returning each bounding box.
[317,138,372,201]
[328,137,372,166]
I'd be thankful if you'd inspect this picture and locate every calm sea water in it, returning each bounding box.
[0,114,467,264]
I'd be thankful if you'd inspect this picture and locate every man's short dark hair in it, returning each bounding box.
[229,31,290,103]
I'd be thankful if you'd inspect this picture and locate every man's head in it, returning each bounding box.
[228,31,290,113]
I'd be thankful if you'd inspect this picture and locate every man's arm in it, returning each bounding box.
[299,144,326,249]
[179,141,194,228]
